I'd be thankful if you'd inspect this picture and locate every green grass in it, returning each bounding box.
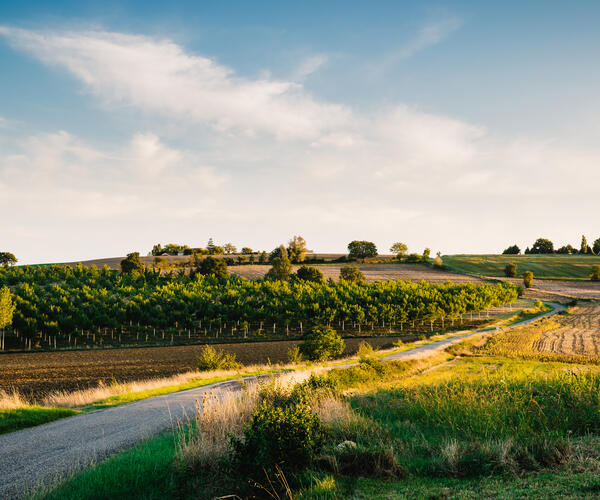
[33,430,180,500]
[443,254,600,279]
[0,407,78,435]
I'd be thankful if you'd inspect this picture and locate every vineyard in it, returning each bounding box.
[0,264,518,352]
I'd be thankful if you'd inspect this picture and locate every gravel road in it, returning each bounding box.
[0,302,563,499]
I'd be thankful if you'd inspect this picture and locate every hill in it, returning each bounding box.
[443,254,600,279]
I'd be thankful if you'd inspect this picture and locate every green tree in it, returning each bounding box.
[287,235,308,263]
[422,248,431,261]
[339,265,365,283]
[151,244,163,256]
[198,256,228,278]
[522,271,534,288]
[223,243,237,254]
[530,238,554,254]
[390,242,408,259]
[593,239,600,255]
[347,241,378,262]
[0,286,15,330]
[258,251,268,264]
[120,252,145,274]
[241,247,253,254]
[581,235,589,254]
[300,326,345,361]
[294,265,324,283]
[502,245,520,255]
[591,266,600,281]
[0,252,17,268]
[266,245,292,280]
[556,245,575,254]
[433,253,443,268]
[504,263,517,278]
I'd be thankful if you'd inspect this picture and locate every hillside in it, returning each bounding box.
[443,254,600,279]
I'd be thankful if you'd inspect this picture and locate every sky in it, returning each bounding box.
[1,1,600,264]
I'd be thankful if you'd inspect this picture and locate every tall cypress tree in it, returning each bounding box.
[581,235,589,254]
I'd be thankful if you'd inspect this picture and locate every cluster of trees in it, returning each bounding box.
[151,239,257,257]
[503,236,600,255]
[0,264,518,341]
[0,252,17,268]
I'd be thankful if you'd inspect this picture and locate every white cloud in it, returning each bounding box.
[0,27,349,140]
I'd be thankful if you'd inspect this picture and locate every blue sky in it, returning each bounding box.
[1,1,599,263]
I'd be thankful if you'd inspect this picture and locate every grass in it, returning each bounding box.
[443,254,600,279]
[0,407,78,435]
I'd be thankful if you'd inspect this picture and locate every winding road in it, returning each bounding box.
[0,302,564,499]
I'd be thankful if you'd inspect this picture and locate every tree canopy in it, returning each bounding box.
[339,265,365,283]
[287,236,308,263]
[530,238,554,254]
[390,242,408,258]
[266,245,292,280]
[120,252,145,274]
[348,241,378,262]
[198,256,228,278]
[502,245,520,255]
[0,286,15,330]
[0,252,17,268]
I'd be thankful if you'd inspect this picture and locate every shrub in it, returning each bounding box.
[198,256,228,278]
[287,345,303,364]
[502,245,520,255]
[339,265,365,283]
[504,263,517,277]
[591,265,600,281]
[522,271,533,288]
[405,253,422,263]
[356,341,375,362]
[433,255,443,268]
[196,345,242,371]
[232,400,321,474]
[300,326,345,362]
[120,252,144,274]
[295,265,325,283]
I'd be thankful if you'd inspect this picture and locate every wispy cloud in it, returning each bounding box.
[292,54,329,80]
[397,16,462,60]
[0,27,349,141]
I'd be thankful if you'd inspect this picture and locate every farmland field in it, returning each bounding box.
[231,262,479,282]
[444,254,600,279]
[0,336,406,398]
[480,302,600,363]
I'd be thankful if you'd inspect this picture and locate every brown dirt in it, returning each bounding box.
[0,337,403,399]
[231,263,480,283]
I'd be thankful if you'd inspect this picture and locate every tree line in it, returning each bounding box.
[503,236,600,255]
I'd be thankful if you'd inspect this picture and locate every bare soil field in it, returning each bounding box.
[501,278,600,301]
[0,337,404,399]
[232,263,480,283]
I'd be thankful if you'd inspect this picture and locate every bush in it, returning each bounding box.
[356,341,375,362]
[502,245,520,255]
[591,265,600,281]
[287,345,303,364]
[504,263,517,277]
[295,265,325,283]
[522,271,533,288]
[198,256,228,278]
[232,400,321,474]
[196,345,242,371]
[300,326,345,362]
[405,253,422,263]
[120,252,144,274]
[339,265,365,283]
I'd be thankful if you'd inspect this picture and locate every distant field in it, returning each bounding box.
[232,263,479,283]
[444,254,600,279]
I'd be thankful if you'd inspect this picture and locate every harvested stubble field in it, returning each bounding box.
[481,302,600,363]
[501,277,600,301]
[0,337,404,399]
[231,263,480,283]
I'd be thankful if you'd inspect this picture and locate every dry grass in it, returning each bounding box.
[0,389,31,410]
[480,303,600,363]
[177,371,314,468]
